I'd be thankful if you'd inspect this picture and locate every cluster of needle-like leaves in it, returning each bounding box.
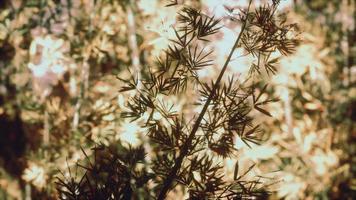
[56,0,299,199]
[56,144,153,199]
[241,2,299,75]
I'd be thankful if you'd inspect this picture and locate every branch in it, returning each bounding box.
[157,1,253,198]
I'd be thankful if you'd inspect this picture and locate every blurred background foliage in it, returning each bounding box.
[0,0,354,199]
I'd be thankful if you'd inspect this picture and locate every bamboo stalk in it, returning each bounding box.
[43,108,49,145]
[72,60,89,130]
[24,183,31,200]
[283,86,293,136]
[127,2,141,82]
[126,0,155,177]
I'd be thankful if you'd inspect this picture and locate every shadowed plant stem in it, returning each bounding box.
[157,2,252,198]
[43,107,49,146]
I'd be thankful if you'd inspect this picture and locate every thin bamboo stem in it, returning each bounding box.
[127,2,141,82]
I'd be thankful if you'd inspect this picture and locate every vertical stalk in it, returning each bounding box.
[126,0,155,174]
[127,1,141,82]
[283,86,293,136]
[72,60,89,130]
[347,0,355,87]
[43,108,49,145]
[24,183,31,200]
[72,0,93,130]
[157,2,252,198]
